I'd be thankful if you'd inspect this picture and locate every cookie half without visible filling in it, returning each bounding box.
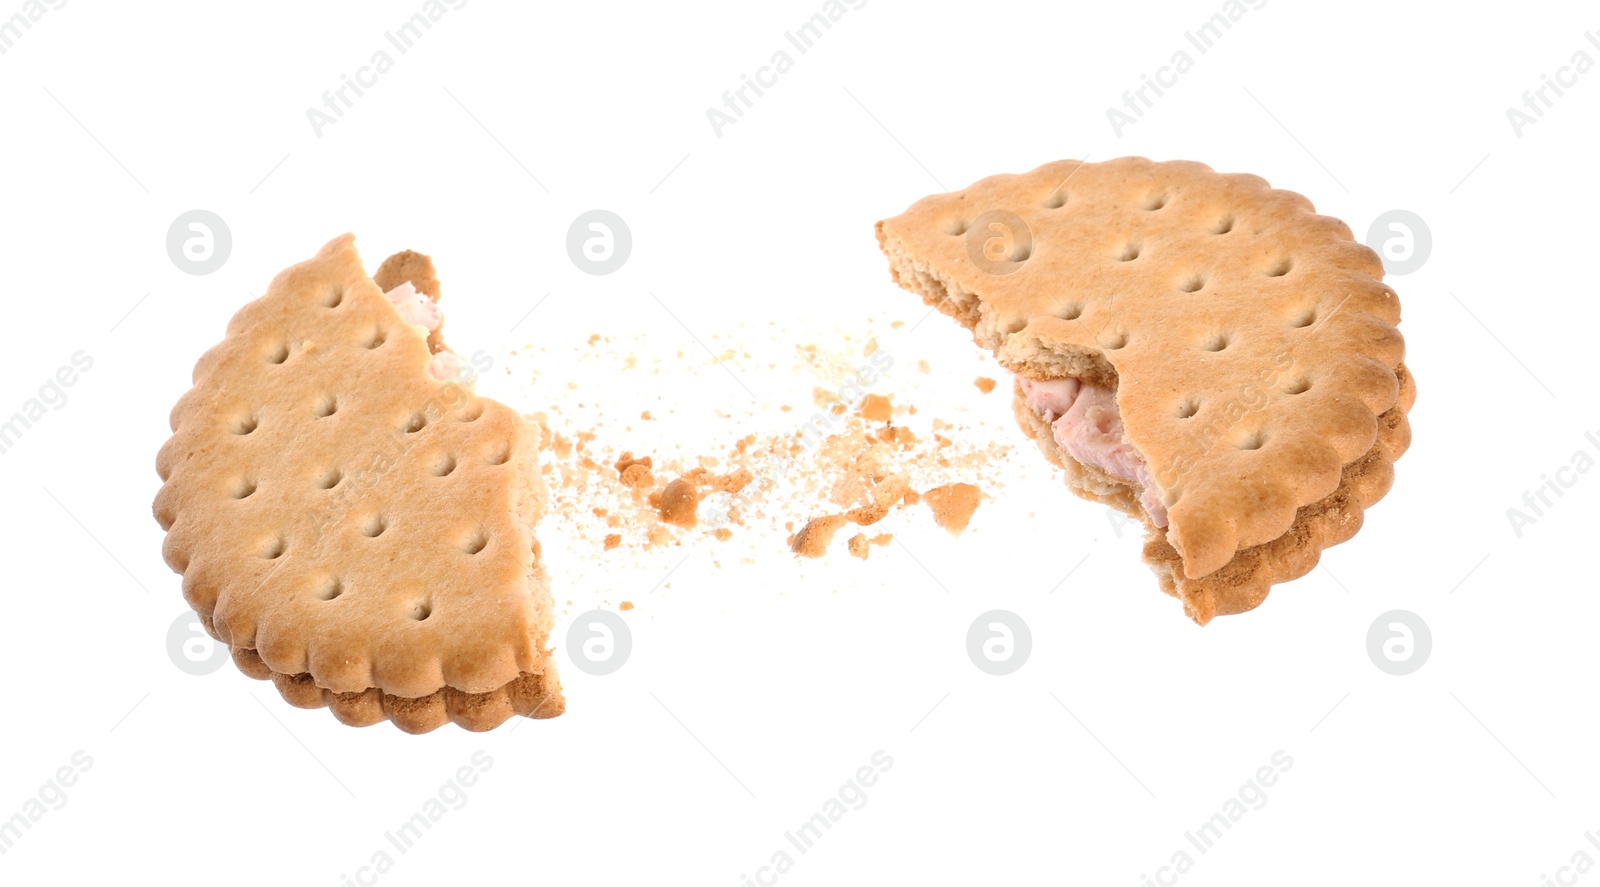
[154,235,564,732]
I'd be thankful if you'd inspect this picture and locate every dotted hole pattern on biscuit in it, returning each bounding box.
[259,536,286,559]
[1101,332,1129,350]
[1116,242,1141,262]
[317,467,343,490]
[1043,190,1067,209]
[944,219,967,236]
[1057,303,1083,321]
[1266,258,1293,278]
[460,528,489,555]
[1176,400,1200,419]
[433,453,457,477]
[1202,333,1230,352]
[1291,309,1317,328]
[486,444,511,466]
[318,577,343,601]
[1179,274,1206,294]
[268,341,290,365]
[459,402,483,422]
[362,514,387,537]
[323,286,344,309]
[1284,377,1312,395]
[403,413,428,434]
[1237,429,1267,451]
[232,413,259,435]
[231,478,257,500]
[409,601,432,621]
[1141,193,1168,211]
[364,327,387,349]
[1212,216,1234,235]
[313,394,338,418]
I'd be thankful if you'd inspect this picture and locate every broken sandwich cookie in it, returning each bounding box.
[153,235,564,731]
[876,158,1414,623]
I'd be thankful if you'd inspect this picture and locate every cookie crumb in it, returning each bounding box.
[923,483,980,534]
[847,533,869,560]
[658,478,699,527]
[790,514,847,558]
[845,472,910,526]
[619,601,634,611]
[615,452,656,489]
[603,533,621,550]
[857,393,892,422]
[974,377,996,394]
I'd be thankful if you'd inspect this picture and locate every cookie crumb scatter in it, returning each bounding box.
[512,321,1015,605]
[619,601,633,611]
[974,377,996,394]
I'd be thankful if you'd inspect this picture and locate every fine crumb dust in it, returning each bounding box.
[510,318,1016,603]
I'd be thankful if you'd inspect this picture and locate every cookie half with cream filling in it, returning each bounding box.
[877,157,1414,624]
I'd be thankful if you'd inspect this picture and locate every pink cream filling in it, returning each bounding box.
[382,282,463,383]
[1019,376,1169,528]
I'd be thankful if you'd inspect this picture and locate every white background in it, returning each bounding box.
[2,1,1596,884]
